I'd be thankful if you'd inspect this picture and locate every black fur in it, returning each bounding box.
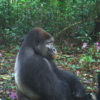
[50,61,86,99]
[15,27,86,100]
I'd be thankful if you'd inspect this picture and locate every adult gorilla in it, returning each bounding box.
[15,27,86,100]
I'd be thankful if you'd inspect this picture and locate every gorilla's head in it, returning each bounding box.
[23,27,57,60]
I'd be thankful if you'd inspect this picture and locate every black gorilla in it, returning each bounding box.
[15,27,86,100]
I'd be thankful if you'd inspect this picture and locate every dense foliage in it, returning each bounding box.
[0,0,100,46]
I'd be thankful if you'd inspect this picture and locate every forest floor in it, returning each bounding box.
[0,44,100,100]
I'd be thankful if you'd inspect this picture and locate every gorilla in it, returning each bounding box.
[15,27,86,100]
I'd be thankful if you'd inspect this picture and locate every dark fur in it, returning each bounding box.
[15,27,86,100]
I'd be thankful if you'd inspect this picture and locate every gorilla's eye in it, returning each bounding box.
[45,42,53,48]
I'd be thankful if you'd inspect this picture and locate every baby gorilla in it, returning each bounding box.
[15,27,86,100]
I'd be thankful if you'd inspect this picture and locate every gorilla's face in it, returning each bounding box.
[36,37,57,59]
[25,27,57,60]
[45,38,57,59]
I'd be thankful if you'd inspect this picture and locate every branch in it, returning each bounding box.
[56,21,81,38]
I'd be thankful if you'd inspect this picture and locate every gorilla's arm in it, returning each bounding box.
[50,60,85,98]
[20,55,72,100]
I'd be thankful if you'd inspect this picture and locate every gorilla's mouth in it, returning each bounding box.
[52,54,58,59]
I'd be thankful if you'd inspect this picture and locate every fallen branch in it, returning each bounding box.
[56,21,81,38]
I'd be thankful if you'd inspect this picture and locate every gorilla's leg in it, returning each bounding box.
[50,61,86,99]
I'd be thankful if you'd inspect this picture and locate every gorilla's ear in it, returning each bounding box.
[34,38,40,46]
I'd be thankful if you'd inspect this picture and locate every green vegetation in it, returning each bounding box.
[0,0,100,99]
